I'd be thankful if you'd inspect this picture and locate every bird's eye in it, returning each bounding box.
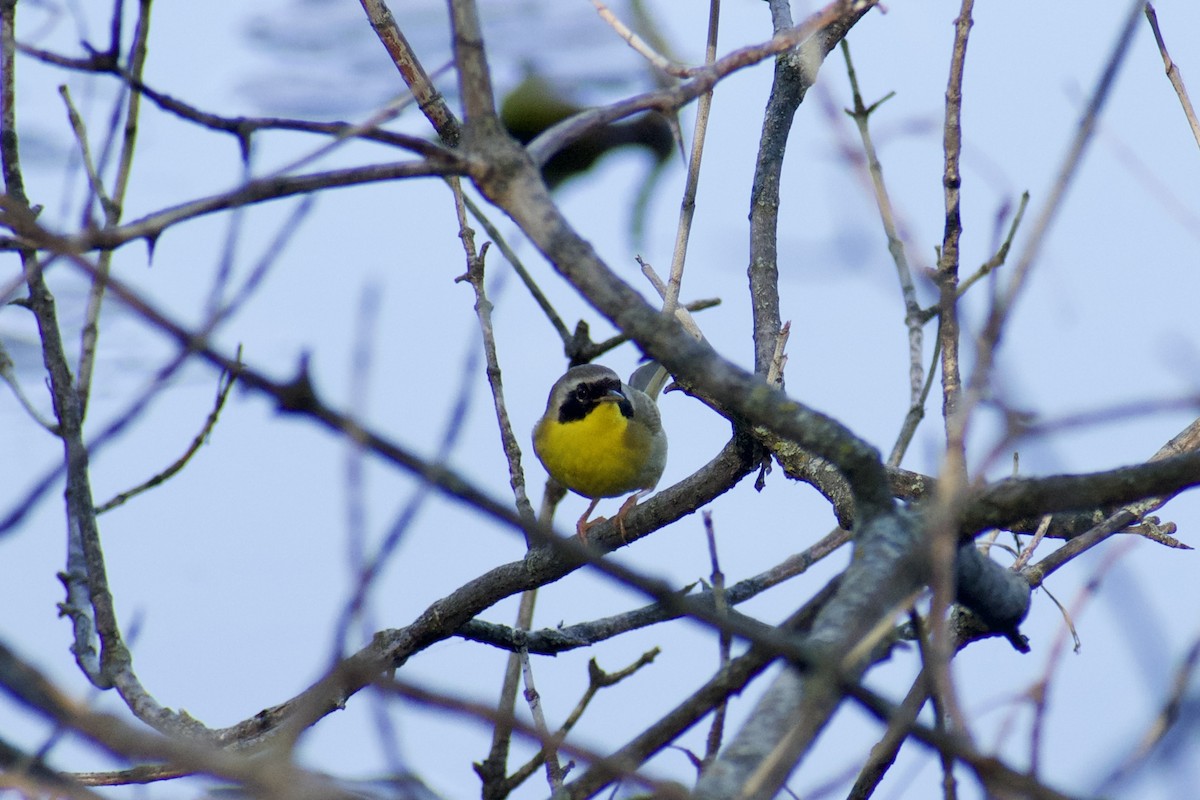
[571,378,621,405]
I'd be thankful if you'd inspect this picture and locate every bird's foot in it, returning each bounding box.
[577,514,607,542]
[613,494,644,544]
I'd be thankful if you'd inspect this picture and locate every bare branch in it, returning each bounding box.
[1144,3,1200,150]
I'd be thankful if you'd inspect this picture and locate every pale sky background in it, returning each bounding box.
[3,1,1200,799]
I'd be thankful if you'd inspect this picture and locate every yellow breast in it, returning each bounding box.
[534,400,657,498]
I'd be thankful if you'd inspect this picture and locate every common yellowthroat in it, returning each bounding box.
[533,364,667,540]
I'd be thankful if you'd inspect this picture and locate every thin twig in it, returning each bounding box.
[909,611,958,800]
[917,191,1031,324]
[584,297,720,363]
[1144,3,1200,150]
[14,41,450,159]
[451,180,537,530]
[92,190,308,517]
[57,86,116,219]
[387,655,668,797]
[0,339,57,431]
[927,0,977,745]
[637,257,706,342]
[1010,514,1052,571]
[75,0,152,417]
[953,191,1030,301]
[847,664,932,798]
[0,158,463,257]
[747,0,864,377]
[841,38,946,472]
[476,589,538,800]
[702,511,731,766]
[887,325,942,466]
[519,649,565,790]
[357,0,460,145]
[1128,517,1188,550]
[841,42,923,409]
[506,650,660,794]
[461,192,571,346]
[662,0,720,320]
[94,355,240,514]
[591,0,690,77]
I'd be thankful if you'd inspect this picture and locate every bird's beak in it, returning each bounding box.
[601,387,626,403]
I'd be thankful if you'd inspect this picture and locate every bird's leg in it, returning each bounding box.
[576,497,603,541]
[613,490,649,543]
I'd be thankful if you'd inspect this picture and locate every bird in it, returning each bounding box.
[500,72,675,188]
[532,363,667,541]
